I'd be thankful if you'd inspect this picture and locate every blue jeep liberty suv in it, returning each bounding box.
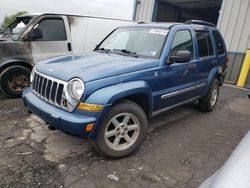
[23,20,227,158]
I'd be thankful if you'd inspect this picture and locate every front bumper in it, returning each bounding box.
[22,88,96,138]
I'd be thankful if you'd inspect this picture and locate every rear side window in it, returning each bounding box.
[212,30,225,55]
[170,30,194,58]
[35,18,67,41]
[195,30,214,58]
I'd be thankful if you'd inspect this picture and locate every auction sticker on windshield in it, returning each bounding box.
[149,29,168,35]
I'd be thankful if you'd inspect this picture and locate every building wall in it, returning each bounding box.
[217,0,250,53]
[246,72,250,88]
[217,0,250,85]
[134,0,155,22]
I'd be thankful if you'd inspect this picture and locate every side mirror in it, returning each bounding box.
[168,50,192,64]
[28,28,43,40]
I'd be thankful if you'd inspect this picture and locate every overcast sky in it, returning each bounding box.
[0,0,134,22]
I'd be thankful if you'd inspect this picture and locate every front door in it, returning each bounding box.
[30,16,72,63]
[154,29,199,110]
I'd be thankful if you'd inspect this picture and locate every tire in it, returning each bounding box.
[0,66,31,98]
[199,79,220,112]
[93,100,148,159]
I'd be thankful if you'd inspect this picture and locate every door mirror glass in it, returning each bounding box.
[28,28,43,40]
[168,50,191,64]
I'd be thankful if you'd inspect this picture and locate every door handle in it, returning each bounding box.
[187,63,197,69]
[67,43,72,52]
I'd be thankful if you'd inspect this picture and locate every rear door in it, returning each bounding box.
[193,29,215,83]
[30,15,72,63]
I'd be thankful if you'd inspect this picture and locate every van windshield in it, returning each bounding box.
[1,16,33,40]
[97,27,169,59]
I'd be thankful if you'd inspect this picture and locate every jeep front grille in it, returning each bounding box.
[32,71,66,108]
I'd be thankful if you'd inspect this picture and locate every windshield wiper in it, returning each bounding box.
[113,49,138,58]
[96,47,111,53]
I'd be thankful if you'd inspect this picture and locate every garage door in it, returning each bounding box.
[153,0,222,25]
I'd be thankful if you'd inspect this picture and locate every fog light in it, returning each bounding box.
[78,102,103,111]
[86,123,94,132]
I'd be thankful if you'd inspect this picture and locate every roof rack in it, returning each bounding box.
[185,20,216,27]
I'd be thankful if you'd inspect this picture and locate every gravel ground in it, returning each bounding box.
[0,85,249,188]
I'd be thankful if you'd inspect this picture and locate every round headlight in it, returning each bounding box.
[30,66,36,83]
[68,78,84,100]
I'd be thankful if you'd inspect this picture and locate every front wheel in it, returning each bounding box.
[199,79,220,112]
[93,100,148,158]
[0,66,30,98]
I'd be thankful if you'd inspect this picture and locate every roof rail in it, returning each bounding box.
[185,20,216,27]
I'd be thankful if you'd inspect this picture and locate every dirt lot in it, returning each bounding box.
[0,85,250,188]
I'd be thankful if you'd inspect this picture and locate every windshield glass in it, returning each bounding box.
[97,27,169,59]
[2,16,33,40]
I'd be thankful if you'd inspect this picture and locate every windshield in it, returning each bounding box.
[2,16,33,40]
[97,27,169,59]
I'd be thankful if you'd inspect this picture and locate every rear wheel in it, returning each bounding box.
[0,66,30,98]
[93,100,148,158]
[199,79,220,112]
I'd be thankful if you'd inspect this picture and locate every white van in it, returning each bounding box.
[0,13,133,97]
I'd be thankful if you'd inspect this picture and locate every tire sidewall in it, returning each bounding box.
[94,100,148,158]
[0,66,30,98]
[207,79,220,110]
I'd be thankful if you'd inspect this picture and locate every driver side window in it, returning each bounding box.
[170,30,194,58]
[33,18,67,41]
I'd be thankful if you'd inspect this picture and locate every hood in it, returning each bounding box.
[0,40,32,63]
[36,52,160,82]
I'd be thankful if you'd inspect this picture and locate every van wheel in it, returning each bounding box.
[93,100,148,158]
[199,79,220,112]
[0,66,30,98]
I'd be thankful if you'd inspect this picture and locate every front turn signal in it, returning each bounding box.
[77,102,103,111]
[85,123,94,132]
